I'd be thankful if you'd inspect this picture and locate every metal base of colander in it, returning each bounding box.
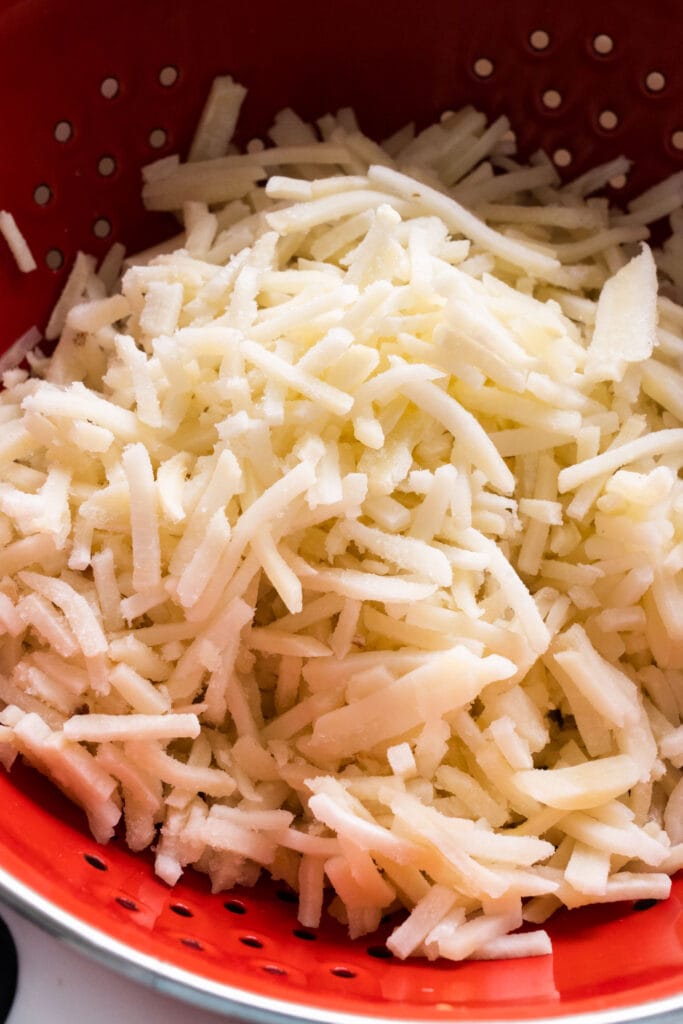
[0,0,682,1021]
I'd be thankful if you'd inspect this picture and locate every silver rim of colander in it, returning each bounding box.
[1,866,682,1024]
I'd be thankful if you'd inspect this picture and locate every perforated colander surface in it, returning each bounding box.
[0,1,682,1020]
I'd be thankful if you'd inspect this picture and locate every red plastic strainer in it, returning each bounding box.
[1,0,683,1020]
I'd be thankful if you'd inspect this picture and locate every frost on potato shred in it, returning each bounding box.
[0,80,682,963]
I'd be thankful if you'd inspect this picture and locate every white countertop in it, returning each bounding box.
[2,903,228,1024]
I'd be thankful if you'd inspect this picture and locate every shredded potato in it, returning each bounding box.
[1,82,683,963]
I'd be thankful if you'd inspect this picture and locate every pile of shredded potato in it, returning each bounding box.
[1,77,683,962]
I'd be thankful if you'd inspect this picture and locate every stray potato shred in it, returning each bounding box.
[1,76,683,962]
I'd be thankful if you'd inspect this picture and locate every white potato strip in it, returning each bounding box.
[18,572,106,657]
[22,382,141,439]
[195,817,278,865]
[564,842,610,897]
[247,628,331,658]
[459,529,550,655]
[121,443,161,592]
[558,430,683,493]
[0,420,36,465]
[297,855,325,928]
[188,75,246,162]
[120,585,167,623]
[114,334,162,427]
[400,379,514,494]
[470,930,552,960]
[125,741,235,797]
[174,142,351,177]
[0,326,42,376]
[0,592,25,637]
[165,599,255,702]
[262,689,342,742]
[553,637,640,725]
[513,756,641,810]
[249,285,359,343]
[415,815,553,865]
[202,460,315,605]
[45,252,97,340]
[176,509,231,608]
[11,711,120,841]
[142,166,266,210]
[339,519,452,586]
[265,190,413,235]
[477,203,604,230]
[427,911,523,962]
[0,535,60,582]
[250,532,303,615]
[109,662,170,715]
[368,165,561,277]
[306,648,514,759]
[240,339,353,415]
[306,794,421,864]
[557,814,669,865]
[585,246,657,381]
[568,873,672,905]
[297,563,437,603]
[386,885,459,958]
[62,713,200,743]
[452,381,582,436]
[16,593,78,658]
[108,636,169,681]
[0,212,37,273]
[67,294,131,333]
[96,744,161,812]
[388,796,510,900]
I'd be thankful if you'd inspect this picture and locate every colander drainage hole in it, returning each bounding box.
[292,928,316,941]
[83,852,108,871]
[33,184,52,206]
[598,109,619,131]
[180,938,204,951]
[54,120,73,143]
[541,89,562,111]
[472,57,494,80]
[645,71,666,93]
[149,128,168,150]
[98,155,117,177]
[262,965,287,976]
[224,899,247,914]
[100,76,120,99]
[330,967,356,979]
[159,65,179,87]
[115,897,138,912]
[45,248,64,270]
[553,148,573,168]
[366,945,393,960]
[239,936,264,949]
[592,33,614,56]
[672,131,683,152]
[275,888,298,904]
[633,898,659,911]
[93,217,112,239]
[528,29,550,51]
[170,903,193,918]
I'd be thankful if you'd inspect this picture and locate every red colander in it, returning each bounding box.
[0,1,682,1020]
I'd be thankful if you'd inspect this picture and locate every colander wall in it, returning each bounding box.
[0,1,682,1021]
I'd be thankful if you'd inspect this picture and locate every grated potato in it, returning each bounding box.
[0,80,683,963]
